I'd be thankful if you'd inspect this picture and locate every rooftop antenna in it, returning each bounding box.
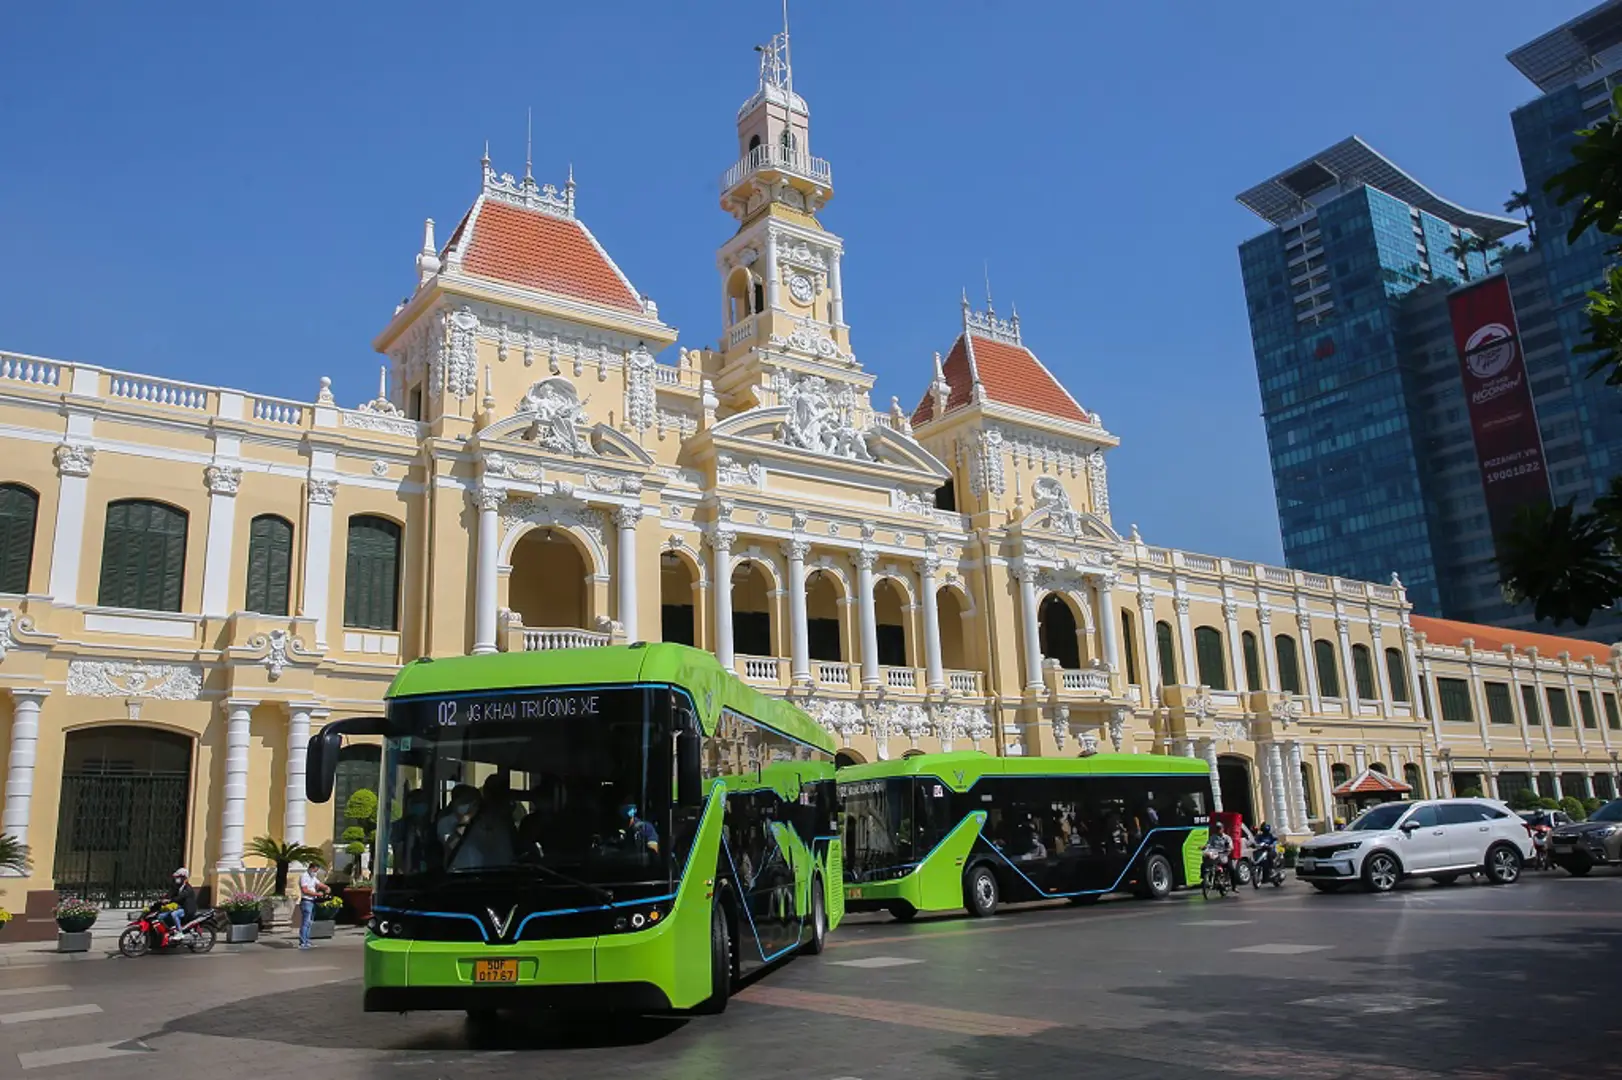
[782,0,793,99]
[984,261,994,315]
[524,107,533,181]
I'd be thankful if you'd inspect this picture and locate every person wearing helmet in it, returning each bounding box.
[162,868,197,942]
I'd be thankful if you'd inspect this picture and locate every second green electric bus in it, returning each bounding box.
[305,643,842,1016]
[840,751,1213,919]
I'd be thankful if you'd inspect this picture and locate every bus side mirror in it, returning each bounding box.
[677,729,703,806]
[306,716,388,804]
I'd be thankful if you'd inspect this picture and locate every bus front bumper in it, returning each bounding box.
[364,981,671,1013]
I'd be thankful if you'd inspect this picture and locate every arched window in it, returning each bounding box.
[1039,595,1080,670]
[0,483,39,595]
[1403,763,1423,797]
[1351,643,1377,700]
[1155,620,1177,686]
[1300,764,1317,819]
[1194,626,1227,690]
[1121,608,1139,686]
[747,134,761,154]
[1384,647,1409,702]
[98,499,188,612]
[1331,762,1350,788]
[753,279,765,315]
[780,128,797,160]
[1313,639,1342,698]
[935,480,956,512]
[1370,761,1387,774]
[343,515,402,631]
[1241,631,1262,692]
[1275,635,1302,695]
[244,514,294,616]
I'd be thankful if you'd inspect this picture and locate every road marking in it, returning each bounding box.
[0,985,70,999]
[1231,943,1331,955]
[18,1038,153,1070]
[1182,919,1253,927]
[829,905,1162,949]
[737,985,1059,1037]
[1292,992,1443,1014]
[0,1004,103,1025]
[265,964,339,974]
[829,956,923,969]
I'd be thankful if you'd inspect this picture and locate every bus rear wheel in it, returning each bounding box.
[803,877,827,955]
[693,899,732,1014]
[1133,853,1173,900]
[964,865,999,918]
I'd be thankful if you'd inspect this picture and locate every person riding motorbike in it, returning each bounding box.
[161,868,198,942]
[1252,822,1283,886]
[1202,825,1237,893]
[1527,810,1553,870]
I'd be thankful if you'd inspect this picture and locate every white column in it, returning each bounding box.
[1,690,49,865]
[218,699,257,872]
[1200,738,1224,812]
[1567,667,1588,751]
[1297,614,1322,713]
[1315,744,1334,822]
[764,226,780,310]
[1016,563,1043,692]
[1258,610,1281,691]
[1420,747,1438,799]
[1371,624,1394,716]
[1353,745,1367,773]
[829,250,844,326]
[857,551,881,689]
[1286,740,1309,830]
[1096,573,1120,676]
[200,464,242,617]
[1255,747,1278,827]
[47,444,94,603]
[1139,594,1163,704]
[614,506,640,642]
[921,554,945,692]
[1222,598,1245,691]
[472,486,505,654]
[1174,594,1197,687]
[712,530,735,670]
[284,705,315,846]
[302,479,337,648]
[1267,742,1290,831]
[1336,614,1359,713]
[785,540,811,686]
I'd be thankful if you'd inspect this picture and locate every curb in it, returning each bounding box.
[0,928,367,968]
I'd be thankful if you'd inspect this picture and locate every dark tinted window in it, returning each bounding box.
[1437,803,1489,825]
[1404,804,1440,828]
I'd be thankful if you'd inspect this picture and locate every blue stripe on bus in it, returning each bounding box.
[984,825,1199,898]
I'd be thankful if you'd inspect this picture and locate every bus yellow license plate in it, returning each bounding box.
[473,959,519,984]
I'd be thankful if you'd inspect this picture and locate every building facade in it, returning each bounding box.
[2,37,1622,929]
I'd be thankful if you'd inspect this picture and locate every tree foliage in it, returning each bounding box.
[245,835,326,897]
[1498,498,1622,625]
[0,834,31,875]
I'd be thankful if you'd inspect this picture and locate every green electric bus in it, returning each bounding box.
[840,751,1213,919]
[305,643,842,1015]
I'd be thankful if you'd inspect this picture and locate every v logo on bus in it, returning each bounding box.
[953,770,966,788]
[486,906,517,939]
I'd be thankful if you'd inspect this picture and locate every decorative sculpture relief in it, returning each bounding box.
[342,410,418,436]
[1108,707,1130,752]
[717,454,764,487]
[0,608,32,665]
[308,479,338,506]
[810,699,865,742]
[624,345,656,434]
[247,629,306,681]
[1078,730,1099,755]
[1212,719,1249,744]
[1085,448,1110,517]
[586,473,642,495]
[888,704,933,747]
[769,316,846,362]
[54,443,95,478]
[969,429,1006,497]
[68,660,203,700]
[1269,697,1302,727]
[501,496,606,547]
[519,378,590,455]
[776,374,873,460]
[205,464,242,496]
[1052,706,1069,751]
[483,452,544,483]
[431,307,480,401]
[1031,476,1082,535]
[893,489,937,516]
[1185,692,1216,723]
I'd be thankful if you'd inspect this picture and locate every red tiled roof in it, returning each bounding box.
[912,332,1091,426]
[458,201,642,313]
[1410,615,1617,665]
[1332,768,1412,797]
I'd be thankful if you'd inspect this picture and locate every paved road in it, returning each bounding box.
[1,871,1619,1078]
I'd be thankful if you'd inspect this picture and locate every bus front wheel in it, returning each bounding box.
[964,865,999,918]
[693,900,732,1014]
[803,877,827,955]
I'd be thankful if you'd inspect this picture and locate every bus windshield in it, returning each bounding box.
[376,686,672,895]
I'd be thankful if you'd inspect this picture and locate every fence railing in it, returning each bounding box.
[816,661,853,688]
[1059,668,1111,693]
[107,372,210,411]
[947,669,983,696]
[739,655,783,684]
[0,353,61,387]
[522,627,611,651]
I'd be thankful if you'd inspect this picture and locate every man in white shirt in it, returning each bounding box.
[298,865,326,949]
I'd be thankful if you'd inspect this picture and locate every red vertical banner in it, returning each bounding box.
[1448,275,1551,540]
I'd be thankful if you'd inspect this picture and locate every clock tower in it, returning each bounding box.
[712,18,873,414]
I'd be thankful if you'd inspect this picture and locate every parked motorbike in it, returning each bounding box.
[1252,839,1287,888]
[118,901,219,957]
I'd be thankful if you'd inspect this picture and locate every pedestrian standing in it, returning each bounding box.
[298,864,325,950]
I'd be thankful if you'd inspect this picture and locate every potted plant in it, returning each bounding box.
[0,908,12,935]
[0,833,30,876]
[245,835,326,928]
[220,892,264,944]
[53,896,98,953]
[342,789,378,876]
[344,877,375,923]
[309,895,342,940]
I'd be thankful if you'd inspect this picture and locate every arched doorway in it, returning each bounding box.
[731,560,773,657]
[937,587,968,671]
[806,569,844,662]
[835,748,866,768]
[874,578,908,667]
[1217,754,1256,826]
[333,744,381,876]
[660,550,697,646]
[508,528,589,630]
[1038,594,1080,669]
[53,726,192,907]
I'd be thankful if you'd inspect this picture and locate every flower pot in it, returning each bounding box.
[56,916,96,934]
[226,922,259,944]
[226,910,260,926]
[345,887,374,922]
[308,919,335,940]
[57,930,92,953]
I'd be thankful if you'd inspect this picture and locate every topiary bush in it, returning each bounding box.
[1458,787,1485,798]
[1559,795,1588,821]
[1537,796,1563,811]
[1509,787,1541,811]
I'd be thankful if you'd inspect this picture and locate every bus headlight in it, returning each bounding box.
[611,905,667,932]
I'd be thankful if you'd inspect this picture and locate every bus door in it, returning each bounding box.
[728,787,800,964]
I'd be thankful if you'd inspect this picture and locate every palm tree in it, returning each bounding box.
[1498,499,1622,626]
[1504,189,1536,242]
[1446,234,1499,281]
[246,836,327,898]
[0,834,30,875]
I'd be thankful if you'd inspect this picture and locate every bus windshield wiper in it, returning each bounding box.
[451,861,616,903]
[529,861,615,903]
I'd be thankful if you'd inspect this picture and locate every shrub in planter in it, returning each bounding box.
[1559,796,1588,821]
[314,897,343,922]
[53,896,98,934]
[0,908,12,935]
[221,891,265,926]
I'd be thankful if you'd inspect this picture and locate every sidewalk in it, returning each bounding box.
[0,924,367,967]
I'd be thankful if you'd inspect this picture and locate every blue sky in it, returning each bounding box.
[0,2,1593,564]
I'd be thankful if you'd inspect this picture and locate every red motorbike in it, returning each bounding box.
[118,901,219,957]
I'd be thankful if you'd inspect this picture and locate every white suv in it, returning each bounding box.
[1296,798,1532,893]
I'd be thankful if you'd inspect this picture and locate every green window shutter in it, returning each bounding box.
[1120,610,1139,686]
[1484,682,1515,724]
[0,485,38,595]
[344,516,401,631]
[1437,677,1473,723]
[1313,639,1341,698]
[1194,626,1226,690]
[1384,648,1409,702]
[1155,621,1177,686]
[1352,645,1376,700]
[1579,691,1598,729]
[1242,632,1261,692]
[1548,688,1572,727]
[1521,684,1542,725]
[1275,635,1302,695]
[98,500,188,612]
[246,515,293,616]
[1605,693,1620,731]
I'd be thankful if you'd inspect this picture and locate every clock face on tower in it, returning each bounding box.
[788,273,814,304]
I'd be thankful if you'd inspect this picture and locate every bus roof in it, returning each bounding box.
[384,643,834,753]
[839,751,1210,791]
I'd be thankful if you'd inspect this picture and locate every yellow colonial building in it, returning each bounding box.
[2,38,1620,925]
